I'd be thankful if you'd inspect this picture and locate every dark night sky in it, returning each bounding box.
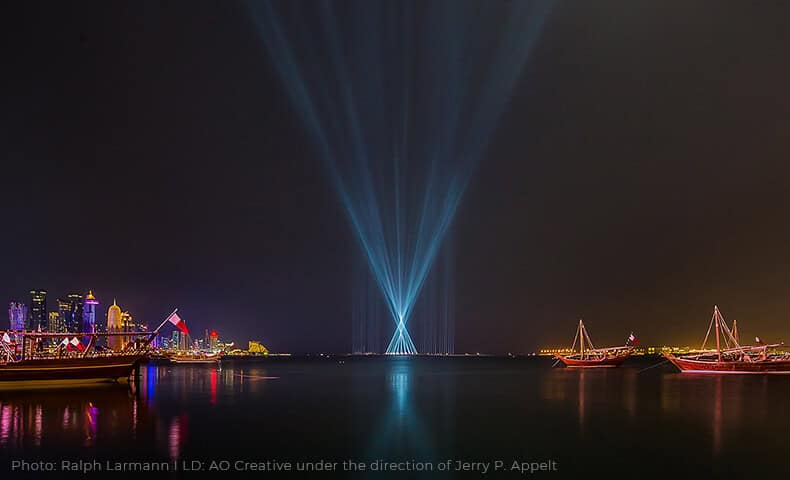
[2,1,790,353]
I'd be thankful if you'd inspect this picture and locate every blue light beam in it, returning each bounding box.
[248,0,551,354]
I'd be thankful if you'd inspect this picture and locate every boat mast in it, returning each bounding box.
[732,320,739,343]
[579,319,585,360]
[714,306,722,362]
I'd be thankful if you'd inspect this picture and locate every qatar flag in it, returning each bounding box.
[168,312,189,336]
[70,337,85,352]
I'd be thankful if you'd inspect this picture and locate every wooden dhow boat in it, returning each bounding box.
[0,331,152,386]
[168,351,222,365]
[664,306,790,374]
[0,309,186,386]
[554,319,634,368]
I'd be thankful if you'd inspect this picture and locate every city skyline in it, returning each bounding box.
[5,287,238,350]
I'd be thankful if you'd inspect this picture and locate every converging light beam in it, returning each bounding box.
[249,0,551,354]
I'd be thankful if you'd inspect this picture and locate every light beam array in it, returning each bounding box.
[249,0,550,354]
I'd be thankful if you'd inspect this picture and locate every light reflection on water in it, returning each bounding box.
[362,357,437,464]
[168,414,188,461]
[0,358,788,475]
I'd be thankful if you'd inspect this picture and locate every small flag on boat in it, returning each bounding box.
[627,333,638,346]
[2,333,10,343]
[167,311,190,336]
[756,336,764,345]
[60,337,69,348]
[70,337,85,352]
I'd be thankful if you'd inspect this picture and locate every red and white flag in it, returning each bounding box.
[168,312,189,336]
[70,337,85,352]
[2,333,10,343]
[59,337,69,348]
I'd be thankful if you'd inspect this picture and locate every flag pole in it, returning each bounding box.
[154,308,178,334]
[142,308,178,348]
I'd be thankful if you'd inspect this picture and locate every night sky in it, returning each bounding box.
[3,1,790,353]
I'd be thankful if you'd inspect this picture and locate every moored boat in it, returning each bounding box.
[664,306,790,374]
[554,319,635,368]
[0,332,151,387]
[0,309,187,387]
[0,353,145,386]
[169,352,222,365]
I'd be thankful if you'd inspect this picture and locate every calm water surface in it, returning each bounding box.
[1,357,789,478]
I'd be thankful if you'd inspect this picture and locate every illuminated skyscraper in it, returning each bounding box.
[48,311,66,333]
[29,289,47,331]
[209,330,219,351]
[83,290,99,334]
[121,311,134,331]
[58,293,84,333]
[56,298,73,332]
[107,300,122,350]
[171,330,183,351]
[8,302,27,331]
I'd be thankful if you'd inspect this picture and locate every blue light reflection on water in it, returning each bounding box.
[361,357,438,468]
[146,364,156,406]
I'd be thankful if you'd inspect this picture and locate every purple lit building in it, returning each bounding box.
[82,290,99,334]
[8,302,27,331]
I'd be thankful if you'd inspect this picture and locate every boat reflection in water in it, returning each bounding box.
[0,384,145,453]
[0,364,232,462]
[541,366,640,435]
[660,373,751,458]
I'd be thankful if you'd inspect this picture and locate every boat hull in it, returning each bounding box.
[171,359,219,365]
[665,353,790,374]
[0,355,144,385]
[168,352,222,365]
[555,353,631,368]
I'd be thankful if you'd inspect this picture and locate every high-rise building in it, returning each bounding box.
[171,330,180,351]
[121,314,147,347]
[56,298,73,332]
[107,300,122,350]
[209,330,219,351]
[48,311,66,333]
[29,289,47,331]
[8,302,27,331]
[71,294,84,332]
[83,290,99,334]
[58,293,84,333]
[180,332,190,351]
[121,311,134,332]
